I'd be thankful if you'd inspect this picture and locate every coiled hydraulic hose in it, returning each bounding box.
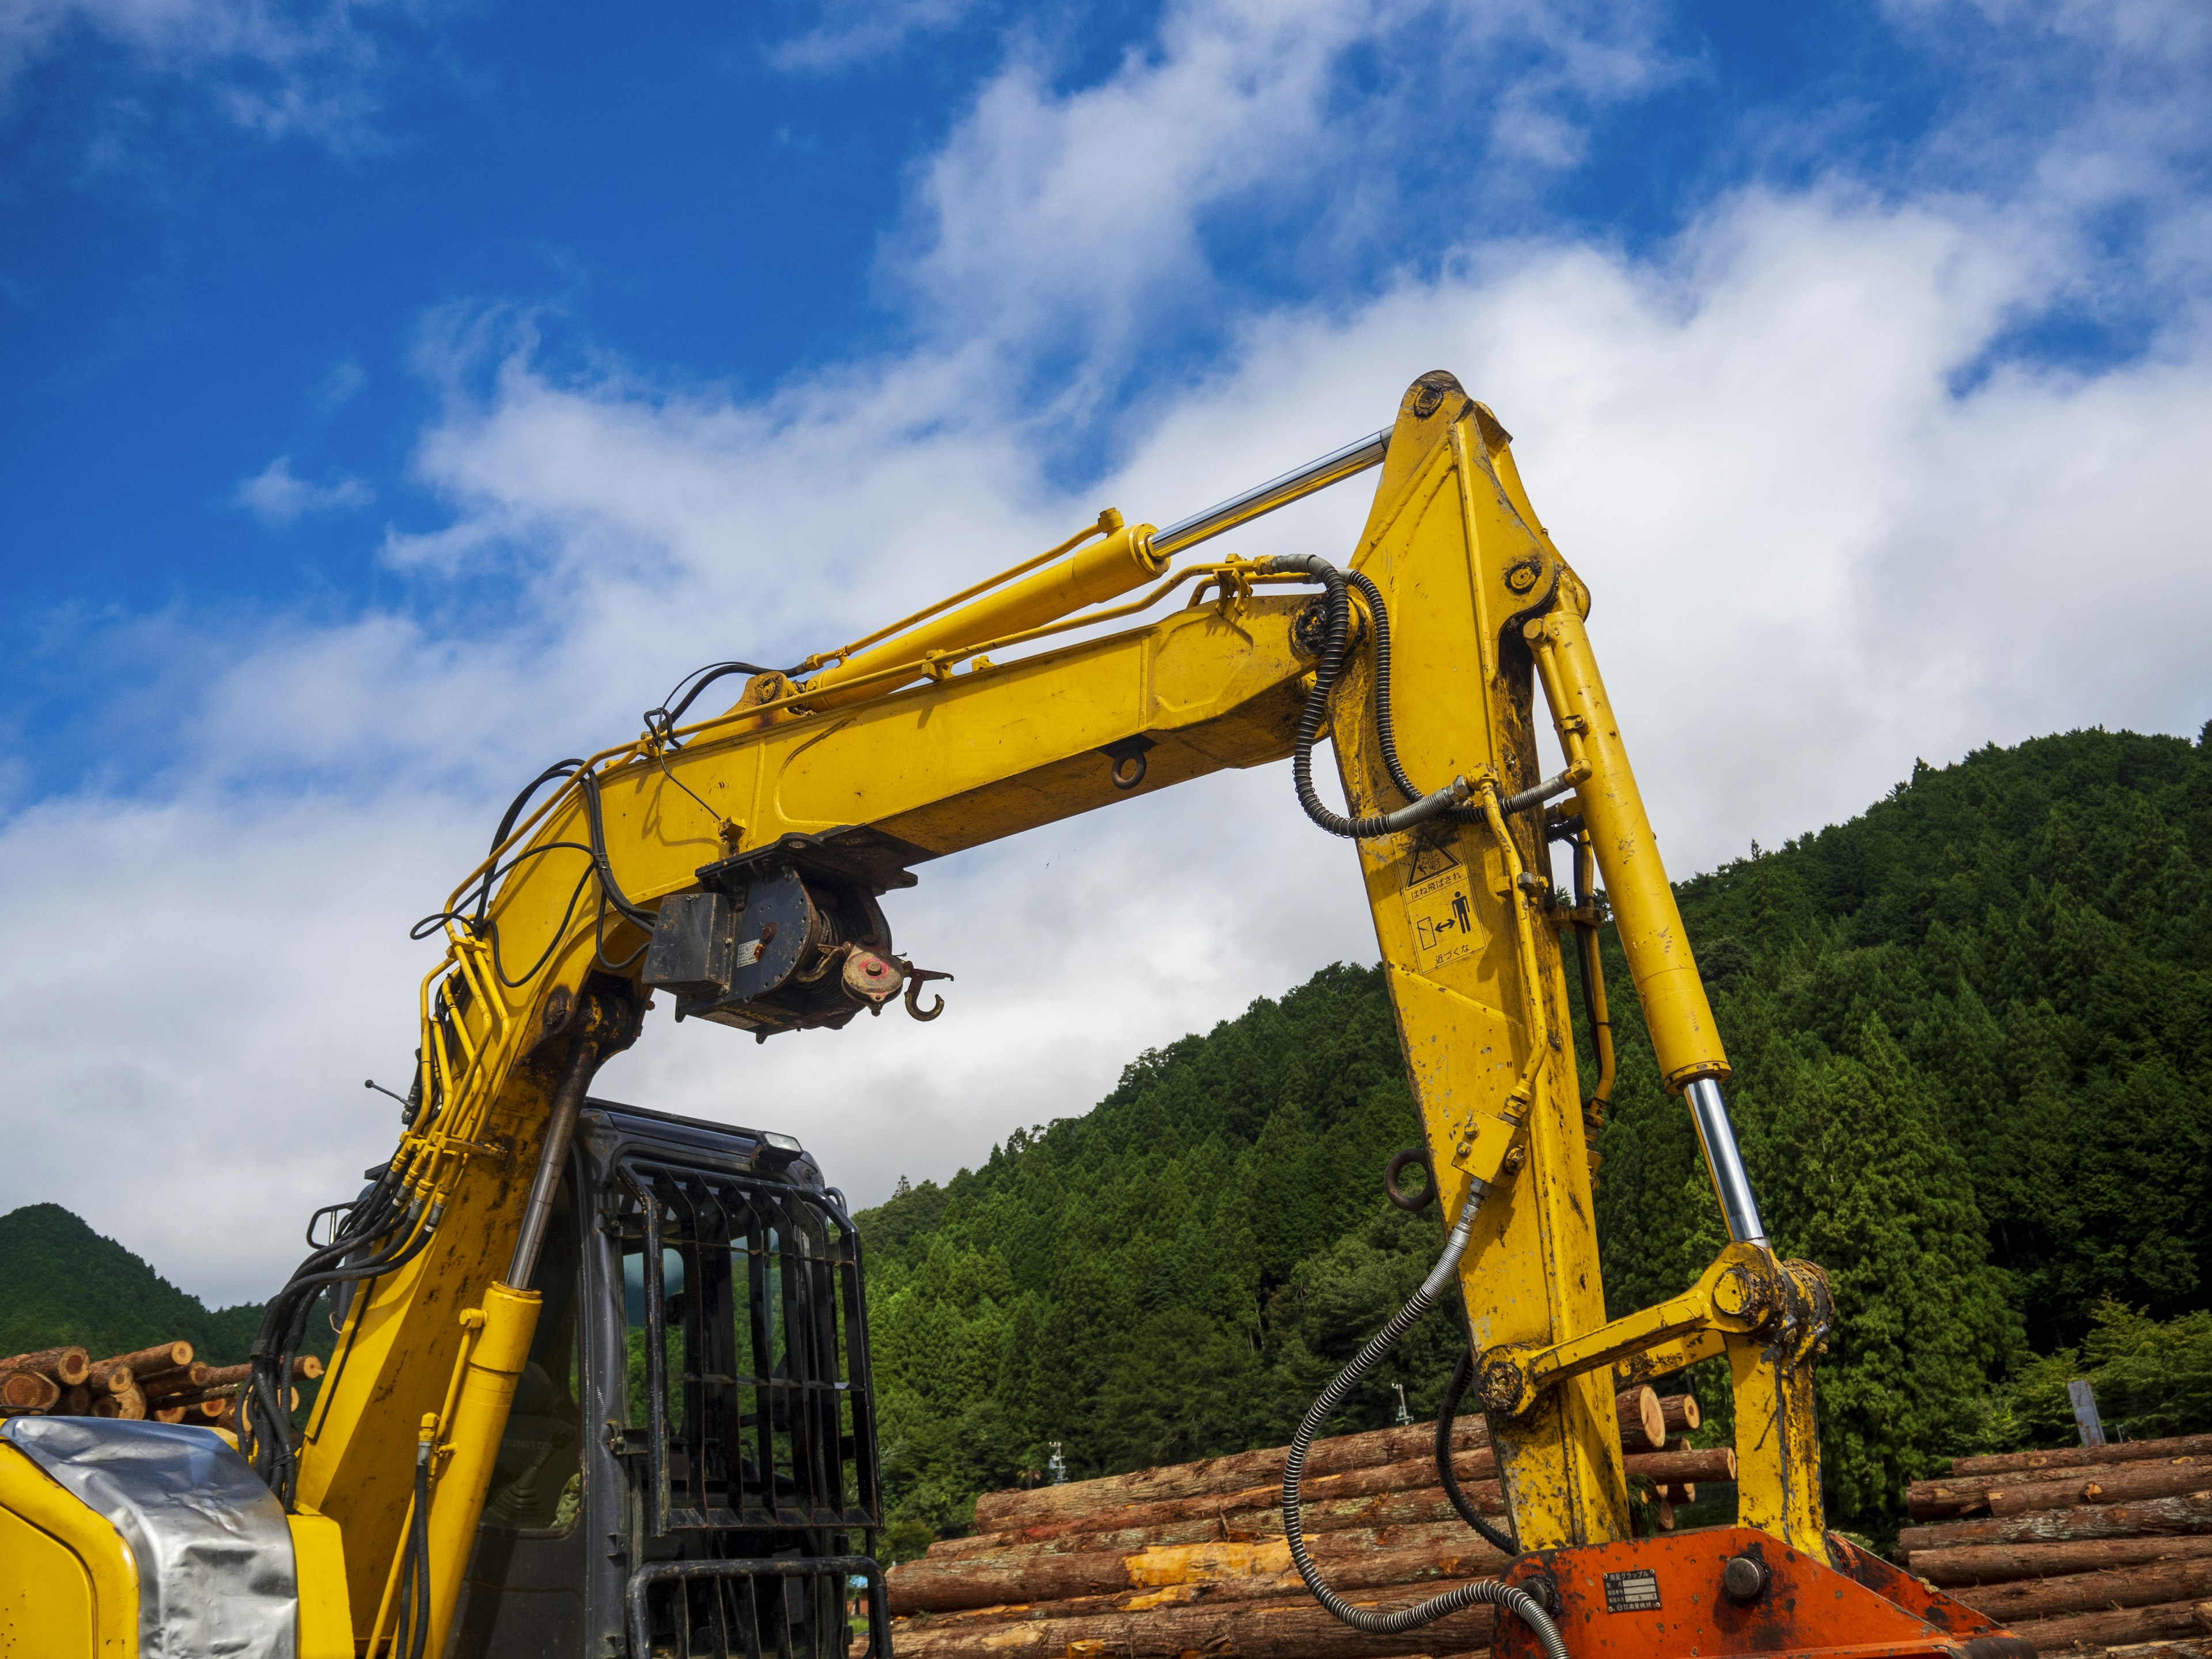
[1265,554,1471,837]
[1266,554,1582,836]
[1281,1184,1567,1659]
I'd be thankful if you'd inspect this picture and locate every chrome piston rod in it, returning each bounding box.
[1151,429,1389,558]
[1684,1077,1767,1245]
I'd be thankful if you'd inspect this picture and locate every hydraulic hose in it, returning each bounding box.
[1280,1185,1566,1659]
[1438,1347,1520,1555]
[1265,554,1469,837]
[1266,554,1578,838]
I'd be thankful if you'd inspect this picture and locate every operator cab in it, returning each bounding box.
[448,1098,886,1659]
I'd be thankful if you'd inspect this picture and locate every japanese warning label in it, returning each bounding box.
[1402,834,1478,972]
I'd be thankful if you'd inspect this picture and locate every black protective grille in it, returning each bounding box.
[620,1158,881,1535]
[625,1557,887,1659]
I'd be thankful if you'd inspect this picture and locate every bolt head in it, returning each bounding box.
[1713,1267,1754,1316]
[1722,1554,1767,1601]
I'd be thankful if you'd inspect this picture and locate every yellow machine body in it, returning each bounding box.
[5,372,1876,1656]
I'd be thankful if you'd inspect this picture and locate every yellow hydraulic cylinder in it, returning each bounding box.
[421,1281,540,1659]
[802,520,1164,709]
[1525,605,1729,1091]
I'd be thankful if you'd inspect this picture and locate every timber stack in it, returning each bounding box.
[1898,1431,2212,1653]
[887,1388,1728,1659]
[0,1342,321,1433]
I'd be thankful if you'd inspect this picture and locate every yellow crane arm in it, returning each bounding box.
[282,372,1829,1654]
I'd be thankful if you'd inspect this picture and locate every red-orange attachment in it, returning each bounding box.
[1488,1529,2035,1659]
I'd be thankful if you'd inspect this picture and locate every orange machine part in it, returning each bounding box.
[1487,1529,2036,1659]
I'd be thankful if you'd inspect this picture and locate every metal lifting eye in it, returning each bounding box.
[1100,736,1154,791]
[1384,1146,1437,1212]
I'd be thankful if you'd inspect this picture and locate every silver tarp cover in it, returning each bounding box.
[1,1415,298,1659]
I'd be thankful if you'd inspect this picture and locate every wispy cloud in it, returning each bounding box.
[0,0,414,146]
[6,0,2211,1301]
[232,454,373,525]
[767,0,986,73]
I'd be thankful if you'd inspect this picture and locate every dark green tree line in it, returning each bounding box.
[858,727,2212,1553]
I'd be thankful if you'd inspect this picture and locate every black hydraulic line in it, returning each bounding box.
[1264,555,1470,838]
[646,658,802,744]
[1279,1186,1563,1657]
[407,1446,433,1659]
[474,760,584,919]
[576,767,660,929]
[1437,1347,1520,1555]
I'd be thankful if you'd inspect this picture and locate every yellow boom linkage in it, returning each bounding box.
[276,372,1840,1659]
[17,370,2019,1659]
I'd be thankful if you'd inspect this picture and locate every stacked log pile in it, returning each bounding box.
[887,1389,1729,1659]
[1899,1432,2212,1652]
[0,1342,320,1433]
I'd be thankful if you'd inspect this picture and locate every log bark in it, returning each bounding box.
[931,1488,1498,1564]
[924,1518,1478,1569]
[1910,1457,2207,1520]
[0,1370,60,1411]
[940,1446,1733,1563]
[1616,1387,1664,1452]
[1998,1597,2212,1653]
[1950,1555,2212,1621]
[1631,1448,1733,1482]
[97,1342,193,1376]
[890,1536,1510,1616]
[1657,1394,1700,1434]
[1988,1460,2212,1517]
[1950,1434,2212,1478]
[971,1420,1491,1532]
[0,1347,89,1387]
[86,1359,134,1395]
[938,1458,1499,1558]
[892,1575,1499,1659]
[138,1362,213,1400]
[1897,1491,2212,1554]
[1911,1533,2212,1586]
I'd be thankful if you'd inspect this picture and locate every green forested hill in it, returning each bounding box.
[0,1203,263,1364]
[857,727,2212,1551]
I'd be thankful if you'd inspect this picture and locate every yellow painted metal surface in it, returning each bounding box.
[420,1283,540,1659]
[1526,604,1729,1090]
[1331,377,1627,1551]
[803,514,1161,708]
[285,368,1838,1638]
[0,1442,135,1658]
[286,1512,353,1659]
[0,1502,98,1658]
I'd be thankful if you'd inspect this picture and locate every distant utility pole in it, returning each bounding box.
[2068,1378,2107,1448]
[1393,1384,1412,1427]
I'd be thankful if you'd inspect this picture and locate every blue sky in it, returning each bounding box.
[4,0,2209,1299]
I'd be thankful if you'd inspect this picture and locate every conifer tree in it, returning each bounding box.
[1764,1021,2015,1527]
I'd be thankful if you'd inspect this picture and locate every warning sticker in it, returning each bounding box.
[1603,1568,1661,1613]
[1402,836,1479,973]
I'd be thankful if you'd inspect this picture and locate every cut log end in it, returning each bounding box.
[1615,1386,1664,1452]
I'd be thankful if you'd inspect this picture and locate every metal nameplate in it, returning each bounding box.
[1603,1567,1661,1612]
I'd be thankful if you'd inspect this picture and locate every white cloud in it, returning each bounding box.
[6,0,2211,1304]
[889,0,1676,366]
[767,0,984,74]
[232,454,373,525]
